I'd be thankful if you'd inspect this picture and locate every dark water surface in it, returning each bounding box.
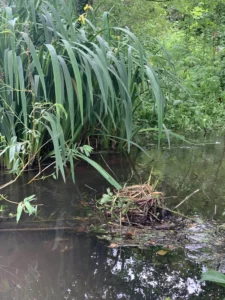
[0,231,224,300]
[1,133,225,299]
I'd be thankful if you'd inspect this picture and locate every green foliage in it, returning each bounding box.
[16,194,37,223]
[0,0,164,188]
[158,1,225,131]
[201,270,225,288]
[98,188,135,218]
[97,0,225,132]
[161,2,225,131]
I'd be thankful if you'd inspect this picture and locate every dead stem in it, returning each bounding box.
[174,189,200,209]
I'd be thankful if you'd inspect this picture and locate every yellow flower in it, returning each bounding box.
[78,14,85,24]
[84,4,93,11]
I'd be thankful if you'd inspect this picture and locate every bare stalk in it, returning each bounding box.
[174,189,200,210]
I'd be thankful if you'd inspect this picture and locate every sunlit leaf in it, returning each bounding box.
[157,250,168,256]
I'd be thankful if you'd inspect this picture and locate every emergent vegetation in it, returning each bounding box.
[0,0,164,187]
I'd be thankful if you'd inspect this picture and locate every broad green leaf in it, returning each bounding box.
[45,44,62,125]
[24,195,36,202]
[24,201,36,215]
[200,270,225,286]
[17,56,27,126]
[76,153,121,190]
[62,40,84,124]
[16,202,23,223]
[21,33,47,99]
[58,55,74,135]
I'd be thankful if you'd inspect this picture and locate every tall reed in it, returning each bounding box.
[0,0,164,187]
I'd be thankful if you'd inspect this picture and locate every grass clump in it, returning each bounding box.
[0,0,164,187]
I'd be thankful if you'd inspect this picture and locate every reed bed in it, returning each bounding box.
[0,0,164,187]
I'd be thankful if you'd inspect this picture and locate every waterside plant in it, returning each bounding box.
[0,0,164,188]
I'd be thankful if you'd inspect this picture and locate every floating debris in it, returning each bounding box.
[98,183,165,226]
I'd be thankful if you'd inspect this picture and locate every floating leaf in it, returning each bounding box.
[188,223,196,228]
[108,243,118,248]
[200,270,225,287]
[157,249,168,256]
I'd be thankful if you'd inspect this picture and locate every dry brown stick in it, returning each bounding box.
[132,191,143,198]
[0,161,30,191]
[27,161,56,184]
[149,211,161,222]
[174,189,200,209]
[0,194,43,207]
[127,222,145,228]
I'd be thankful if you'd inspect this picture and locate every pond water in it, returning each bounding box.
[0,231,223,300]
[1,133,225,299]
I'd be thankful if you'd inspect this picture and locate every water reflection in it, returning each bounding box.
[2,135,225,220]
[0,231,223,300]
[1,134,225,299]
[0,153,135,220]
[134,133,225,220]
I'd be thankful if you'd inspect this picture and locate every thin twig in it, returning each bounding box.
[158,204,197,221]
[0,137,53,191]
[149,211,161,222]
[100,154,118,180]
[0,194,18,205]
[26,161,56,184]
[174,189,200,209]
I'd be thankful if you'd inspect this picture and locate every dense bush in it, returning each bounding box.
[96,0,225,132]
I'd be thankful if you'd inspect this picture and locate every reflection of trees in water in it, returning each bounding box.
[131,138,225,219]
[0,232,223,299]
[69,239,222,299]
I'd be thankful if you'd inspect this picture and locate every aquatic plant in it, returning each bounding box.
[0,193,37,222]
[201,270,225,288]
[16,194,37,223]
[0,0,164,187]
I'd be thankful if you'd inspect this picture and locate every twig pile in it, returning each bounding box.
[99,183,165,226]
[117,184,164,225]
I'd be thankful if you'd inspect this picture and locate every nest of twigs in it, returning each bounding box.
[101,183,165,226]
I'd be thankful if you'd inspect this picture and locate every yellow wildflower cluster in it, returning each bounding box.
[78,4,93,25]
